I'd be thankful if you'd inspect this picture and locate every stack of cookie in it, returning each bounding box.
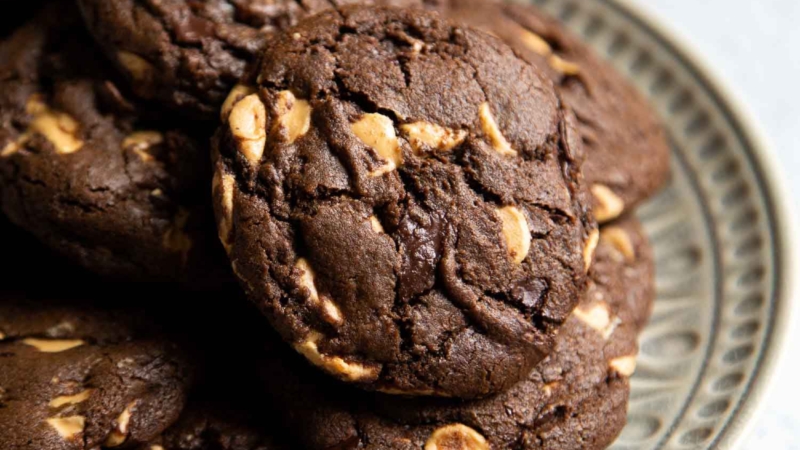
[0,0,670,449]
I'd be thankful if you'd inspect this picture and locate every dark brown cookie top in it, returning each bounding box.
[76,0,423,118]
[214,6,595,398]
[0,2,229,283]
[0,301,194,450]
[258,216,654,449]
[432,0,671,221]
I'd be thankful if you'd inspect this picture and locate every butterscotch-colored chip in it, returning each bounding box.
[273,90,311,144]
[369,216,385,234]
[117,51,154,83]
[26,95,47,115]
[31,109,84,154]
[583,228,600,272]
[425,424,489,450]
[295,332,379,382]
[213,170,236,253]
[479,103,516,156]
[351,113,401,177]
[548,55,581,75]
[519,29,552,56]
[573,302,620,339]
[122,131,163,162]
[609,355,637,377]
[49,390,93,408]
[46,416,85,439]
[221,84,257,121]
[400,121,466,154]
[497,206,531,264]
[591,184,625,223]
[22,338,85,353]
[104,401,137,447]
[296,258,343,326]
[601,227,636,262]
[1,133,31,158]
[229,93,267,165]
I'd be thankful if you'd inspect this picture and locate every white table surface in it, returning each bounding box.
[633,1,800,448]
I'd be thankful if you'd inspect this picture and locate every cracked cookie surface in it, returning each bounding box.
[215,6,595,398]
[0,300,194,450]
[258,215,653,449]
[432,0,671,221]
[76,0,423,119]
[0,2,229,283]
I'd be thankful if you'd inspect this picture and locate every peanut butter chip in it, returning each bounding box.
[1,133,31,158]
[117,51,154,82]
[22,97,84,155]
[573,302,620,339]
[519,29,552,56]
[425,424,489,450]
[548,55,581,76]
[515,28,580,75]
[273,90,311,144]
[49,390,93,408]
[369,216,385,234]
[22,338,85,353]
[163,208,193,264]
[479,103,516,156]
[399,122,466,154]
[221,84,257,121]
[351,113,401,177]
[497,206,531,264]
[105,401,137,447]
[151,446,165,450]
[122,131,163,162]
[26,95,47,115]
[294,332,379,382]
[601,227,636,262]
[583,229,600,272]
[0,331,5,340]
[46,416,85,439]
[296,258,343,326]
[591,184,625,223]
[213,170,236,253]
[229,93,267,166]
[609,356,637,377]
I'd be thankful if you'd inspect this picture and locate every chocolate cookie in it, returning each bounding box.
[214,6,595,398]
[139,403,282,450]
[76,0,422,118]
[258,216,654,449]
[432,0,671,221]
[592,216,655,332]
[0,2,229,283]
[0,301,194,449]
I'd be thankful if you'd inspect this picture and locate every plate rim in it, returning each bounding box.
[594,0,799,448]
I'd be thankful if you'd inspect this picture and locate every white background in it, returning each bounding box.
[634,1,800,448]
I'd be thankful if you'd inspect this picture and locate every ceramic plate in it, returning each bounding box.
[512,0,795,448]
